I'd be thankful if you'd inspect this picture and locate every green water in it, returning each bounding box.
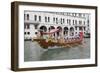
[24,38,90,62]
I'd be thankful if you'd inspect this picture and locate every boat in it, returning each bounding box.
[33,29,84,49]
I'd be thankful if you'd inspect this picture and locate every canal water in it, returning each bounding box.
[24,38,90,62]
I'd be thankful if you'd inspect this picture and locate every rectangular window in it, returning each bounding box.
[75,20,77,25]
[24,24,27,29]
[73,20,74,25]
[27,24,30,29]
[53,17,55,22]
[87,20,89,24]
[63,19,65,23]
[48,17,50,22]
[79,27,82,30]
[27,14,29,20]
[67,19,69,24]
[39,16,41,22]
[61,18,62,24]
[56,18,58,24]
[79,13,82,17]
[34,15,37,21]
[75,27,77,30]
[24,14,25,20]
[84,21,85,25]
[69,19,71,25]
[79,20,82,25]
[35,25,38,29]
[45,17,47,22]
[84,27,86,30]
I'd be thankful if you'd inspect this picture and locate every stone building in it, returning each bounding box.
[24,11,90,40]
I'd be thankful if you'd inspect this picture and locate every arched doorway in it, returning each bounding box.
[40,26,47,32]
[39,26,47,36]
[64,27,68,36]
[70,27,74,36]
[57,26,62,37]
[49,26,55,31]
[49,26,55,38]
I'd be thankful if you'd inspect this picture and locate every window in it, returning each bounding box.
[84,21,85,25]
[87,19,89,24]
[48,17,50,22]
[27,32,30,35]
[34,25,38,29]
[73,20,74,25]
[24,24,30,29]
[35,32,38,34]
[24,14,25,20]
[84,27,86,31]
[61,18,62,24]
[79,13,82,17]
[24,32,26,34]
[72,13,74,16]
[53,17,55,22]
[75,27,77,30]
[27,14,29,20]
[34,15,37,21]
[79,27,82,30]
[56,18,58,24]
[63,19,65,23]
[45,17,47,22]
[24,24,27,29]
[39,16,41,22]
[75,20,77,25]
[67,19,69,24]
[69,19,71,25]
[79,20,82,25]
[75,13,77,16]
[27,24,30,29]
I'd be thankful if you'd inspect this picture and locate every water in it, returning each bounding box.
[24,38,90,62]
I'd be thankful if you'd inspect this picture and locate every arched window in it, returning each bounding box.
[40,26,47,32]
[70,27,74,36]
[64,27,68,35]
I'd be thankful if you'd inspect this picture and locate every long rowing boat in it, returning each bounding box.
[33,32,84,49]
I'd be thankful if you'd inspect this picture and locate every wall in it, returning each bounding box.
[0,0,99,73]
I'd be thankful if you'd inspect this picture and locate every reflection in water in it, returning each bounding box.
[24,38,90,62]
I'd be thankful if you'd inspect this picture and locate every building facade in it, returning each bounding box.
[24,11,90,40]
